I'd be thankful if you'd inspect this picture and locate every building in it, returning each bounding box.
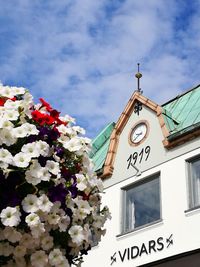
[82,83,200,267]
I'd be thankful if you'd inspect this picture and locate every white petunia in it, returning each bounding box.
[72,126,86,135]
[3,109,19,121]
[0,207,21,227]
[78,137,92,154]
[41,234,54,251]
[0,85,14,98]
[0,161,8,171]
[25,160,44,185]
[0,241,14,256]
[92,177,104,192]
[3,227,22,243]
[0,119,14,129]
[93,215,105,228]
[23,122,39,136]
[12,86,26,95]
[47,213,60,225]
[40,167,51,181]
[57,124,69,134]
[13,152,31,168]
[36,140,50,156]
[23,91,33,103]
[73,208,88,221]
[31,222,45,238]
[22,194,39,213]
[76,174,88,191]
[49,248,64,266]
[19,233,33,249]
[57,258,70,267]
[59,114,75,124]
[62,137,83,152]
[25,171,41,185]
[14,256,27,267]
[0,148,13,164]
[13,245,26,258]
[46,160,60,175]
[75,199,92,215]
[12,125,28,138]
[25,213,40,227]
[21,142,40,158]
[38,195,53,213]
[0,129,16,146]
[68,225,85,245]
[31,250,48,267]
[58,215,70,232]
[4,99,22,110]
[28,160,43,177]
[57,134,70,146]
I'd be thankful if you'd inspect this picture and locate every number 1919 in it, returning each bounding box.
[127,146,151,169]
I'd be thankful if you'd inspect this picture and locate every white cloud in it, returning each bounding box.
[0,0,199,137]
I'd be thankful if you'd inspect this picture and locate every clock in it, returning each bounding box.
[129,121,149,146]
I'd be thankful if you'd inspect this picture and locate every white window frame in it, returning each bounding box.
[121,173,161,233]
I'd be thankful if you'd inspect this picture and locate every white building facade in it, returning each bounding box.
[82,85,200,267]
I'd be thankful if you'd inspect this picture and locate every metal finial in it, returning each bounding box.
[135,63,143,94]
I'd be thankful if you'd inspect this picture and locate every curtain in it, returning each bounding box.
[127,197,135,230]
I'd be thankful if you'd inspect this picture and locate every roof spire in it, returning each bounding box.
[135,63,143,94]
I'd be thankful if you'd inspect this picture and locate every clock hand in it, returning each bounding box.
[133,133,142,141]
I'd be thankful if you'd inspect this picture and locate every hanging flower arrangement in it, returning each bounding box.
[0,84,110,267]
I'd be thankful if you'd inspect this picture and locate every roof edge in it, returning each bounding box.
[162,83,200,107]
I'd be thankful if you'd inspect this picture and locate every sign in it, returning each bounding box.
[110,234,173,265]
[127,146,151,169]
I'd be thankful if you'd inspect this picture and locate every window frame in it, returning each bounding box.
[186,155,200,210]
[121,172,162,234]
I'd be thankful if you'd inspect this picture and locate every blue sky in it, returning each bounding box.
[0,0,200,138]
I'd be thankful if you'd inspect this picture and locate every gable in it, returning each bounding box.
[101,92,169,180]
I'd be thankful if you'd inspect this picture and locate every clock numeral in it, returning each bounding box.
[127,146,151,169]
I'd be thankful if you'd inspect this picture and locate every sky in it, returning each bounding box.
[0,0,200,138]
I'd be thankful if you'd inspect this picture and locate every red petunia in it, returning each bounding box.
[43,114,55,125]
[31,110,56,126]
[10,97,17,101]
[31,110,46,125]
[0,98,6,106]
[50,109,60,119]
[39,98,52,112]
[56,117,67,126]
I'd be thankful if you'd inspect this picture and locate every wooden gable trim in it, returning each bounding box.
[101,92,170,179]
[164,127,200,149]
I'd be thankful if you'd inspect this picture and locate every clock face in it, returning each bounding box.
[130,122,148,145]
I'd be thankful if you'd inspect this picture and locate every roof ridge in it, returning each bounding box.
[162,83,200,106]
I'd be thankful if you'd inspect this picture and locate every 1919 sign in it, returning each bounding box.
[127,146,151,169]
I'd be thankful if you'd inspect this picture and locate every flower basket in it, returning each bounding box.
[0,85,110,267]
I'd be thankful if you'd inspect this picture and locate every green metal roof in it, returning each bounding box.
[89,122,115,173]
[162,84,200,137]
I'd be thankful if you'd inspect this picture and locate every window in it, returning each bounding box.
[122,175,161,232]
[187,157,200,209]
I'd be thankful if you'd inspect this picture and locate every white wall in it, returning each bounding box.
[82,102,200,267]
[82,146,200,267]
